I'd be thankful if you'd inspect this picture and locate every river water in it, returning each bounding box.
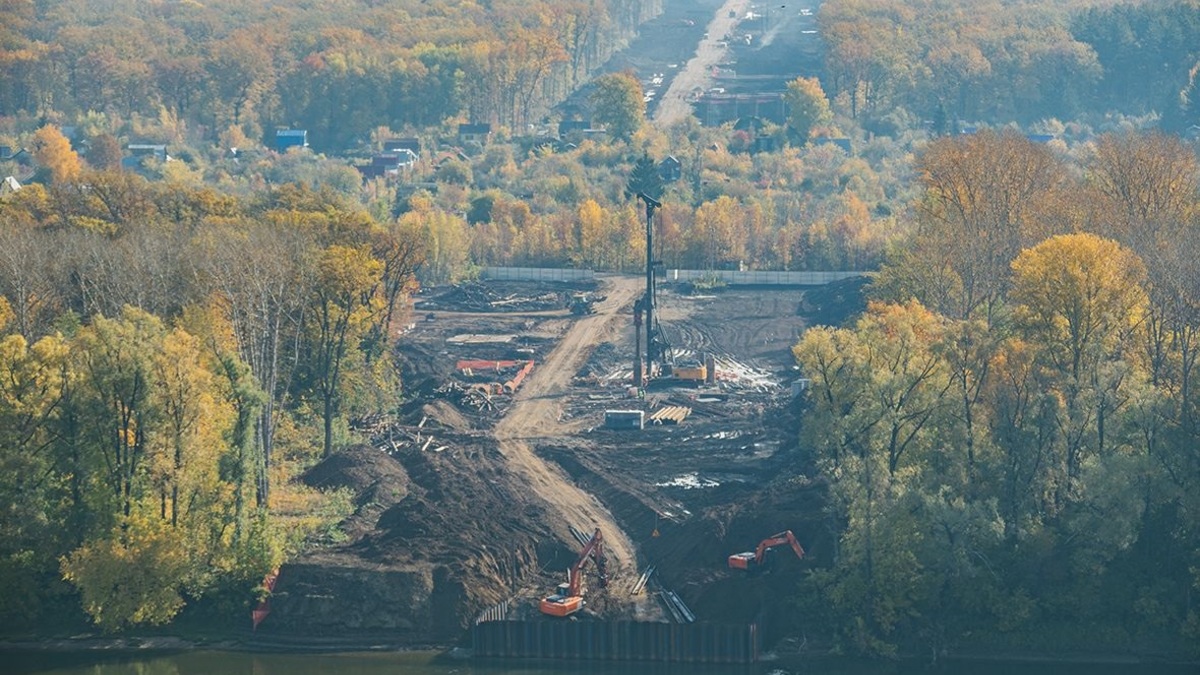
[5,650,1196,675]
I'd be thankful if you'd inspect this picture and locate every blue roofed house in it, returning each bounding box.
[276,129,308,152]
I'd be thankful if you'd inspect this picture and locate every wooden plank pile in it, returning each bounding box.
[648,405,692,425]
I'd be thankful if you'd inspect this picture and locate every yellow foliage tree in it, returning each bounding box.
[30,125,82,184]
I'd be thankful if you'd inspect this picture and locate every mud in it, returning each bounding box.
[267,275,864,646]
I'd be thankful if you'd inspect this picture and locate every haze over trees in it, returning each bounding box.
[0,0,1198,658]
[795,130,1200,657]
[0,0,666,152]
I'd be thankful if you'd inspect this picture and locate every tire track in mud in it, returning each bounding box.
[492,276,644,572]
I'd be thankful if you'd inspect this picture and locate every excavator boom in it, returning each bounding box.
[728,530,805,570]
[540,528,608,617]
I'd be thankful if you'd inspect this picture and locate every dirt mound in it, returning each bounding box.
[415,280,595,313]
[799,275,869,327]
[420,400,473,432]
[302,444,410,508]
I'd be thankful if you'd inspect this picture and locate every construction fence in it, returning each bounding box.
[481,267,595,282]
[665,269,863,286]
[472,619,760,663]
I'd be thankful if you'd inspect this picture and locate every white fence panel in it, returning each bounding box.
[481,267,595,282]
[664,269,863,286]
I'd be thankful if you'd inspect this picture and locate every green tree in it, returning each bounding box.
[590,71,643,142]
[624,152,663,202]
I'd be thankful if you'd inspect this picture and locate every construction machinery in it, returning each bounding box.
[568,292,602,315]
[728,530,805,571]
[540,528,609,617]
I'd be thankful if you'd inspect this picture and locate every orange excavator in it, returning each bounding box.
[540,528,609,617]
[728,530,806,571]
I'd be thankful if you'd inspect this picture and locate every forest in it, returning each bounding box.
[0,0,1198,660]
[794,129,1200,656]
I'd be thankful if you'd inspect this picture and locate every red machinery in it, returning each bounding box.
[540,528,609,617]
[728,530,806,570]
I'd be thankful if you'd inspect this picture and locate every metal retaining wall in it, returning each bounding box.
[481,266,595,282]
[666,269,863,286]
[472,620,760,663]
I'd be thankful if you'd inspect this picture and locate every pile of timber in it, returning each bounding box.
[369,416,452,455]
[648,405,692,425]
[435,382,497,412]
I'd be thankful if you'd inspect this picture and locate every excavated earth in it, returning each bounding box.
[260,275,866,648]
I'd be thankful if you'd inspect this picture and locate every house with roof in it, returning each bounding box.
[1,176,21,196]
[383,138,421,157]
[658,155,682,182]
[557,119,592,138]
[813,137,851,153]
[457,123,491,146]
[357,150,418,179]
[276,129,309,152]
[122,143,169,171]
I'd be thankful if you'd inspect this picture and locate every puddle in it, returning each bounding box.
[655,472,720,489]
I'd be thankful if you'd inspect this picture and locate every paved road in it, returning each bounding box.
[653,0,752,128]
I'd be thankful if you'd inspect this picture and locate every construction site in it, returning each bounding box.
[256,202,866,662]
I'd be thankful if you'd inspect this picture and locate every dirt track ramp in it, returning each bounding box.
[493,276,643,571]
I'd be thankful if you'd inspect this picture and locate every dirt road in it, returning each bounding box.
[492,276,644,572]
[653,0,752,128]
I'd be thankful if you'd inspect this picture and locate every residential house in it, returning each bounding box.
[457,123,491,146]
[357,149,418,179]
[557,119,591,138]
[433,149,470,167]
[383,138,421,157]
[812,137,851,153]
[276,129,309,152]
[0,176,21,196]
[658,155,682,183]
[122,143,169,170]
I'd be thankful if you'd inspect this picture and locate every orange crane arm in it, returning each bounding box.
[754,530,806,564]
[568,528,607,596]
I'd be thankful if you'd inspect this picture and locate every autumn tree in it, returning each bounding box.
[784,76,833,143]
[590,71,643,142]
[877,130,1072,324]
[1085,131,1199,245]
[308,245,384,457]
[30,125,82,184]
[1009,233,1149,500]
[793,300,953,653]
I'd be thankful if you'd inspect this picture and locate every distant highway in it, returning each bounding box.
[653,0,753,128]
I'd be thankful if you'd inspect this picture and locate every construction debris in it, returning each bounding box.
[415,281,596,313]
